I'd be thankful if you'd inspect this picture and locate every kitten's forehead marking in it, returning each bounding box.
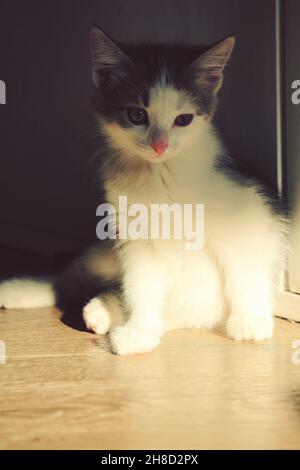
[148,79,194,128]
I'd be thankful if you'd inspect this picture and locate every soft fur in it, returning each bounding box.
[0,27,288,355]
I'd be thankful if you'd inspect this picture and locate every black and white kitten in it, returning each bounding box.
[0,27,287,355]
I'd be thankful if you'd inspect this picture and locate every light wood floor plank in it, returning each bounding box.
[0,309,299,449]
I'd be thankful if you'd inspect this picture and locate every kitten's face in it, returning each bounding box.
[100,81,204,163]
[90,28,234,164]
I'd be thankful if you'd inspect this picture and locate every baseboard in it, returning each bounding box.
[275,290,300,323]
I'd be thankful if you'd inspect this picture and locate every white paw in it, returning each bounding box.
[110,326,160,355]
[83,297,111,335]
[227,314,274,341]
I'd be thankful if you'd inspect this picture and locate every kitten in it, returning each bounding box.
[0,27,288,355]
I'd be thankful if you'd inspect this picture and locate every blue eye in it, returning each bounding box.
[127,107,148,126]
[174,114,194,127]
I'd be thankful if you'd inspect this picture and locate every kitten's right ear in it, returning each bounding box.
[90,26,133,87]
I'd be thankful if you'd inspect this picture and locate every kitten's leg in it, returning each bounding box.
[224,256,274,341]
[83,293,124,335]
[164,250,225,331]
[110,243,167,355]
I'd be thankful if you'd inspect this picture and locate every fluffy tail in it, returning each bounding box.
[0,244,120,310]
[0,277,56,309]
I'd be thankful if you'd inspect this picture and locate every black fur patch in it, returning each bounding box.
[92,42,218,125]
[215,153,289,217]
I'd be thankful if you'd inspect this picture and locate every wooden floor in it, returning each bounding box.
[0,309,300,450]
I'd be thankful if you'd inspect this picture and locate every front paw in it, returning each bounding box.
[83,297,111,335]
[110,326,160,355]
[226,314,274,341]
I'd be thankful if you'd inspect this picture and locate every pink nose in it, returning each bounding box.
[151,140,169,155]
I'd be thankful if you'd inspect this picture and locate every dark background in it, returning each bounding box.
[0,0,277,260]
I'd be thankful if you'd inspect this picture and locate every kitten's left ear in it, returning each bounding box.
[90,26,133,87]
[191,36,235,93]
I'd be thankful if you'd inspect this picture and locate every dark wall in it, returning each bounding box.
[0,0,277,255]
